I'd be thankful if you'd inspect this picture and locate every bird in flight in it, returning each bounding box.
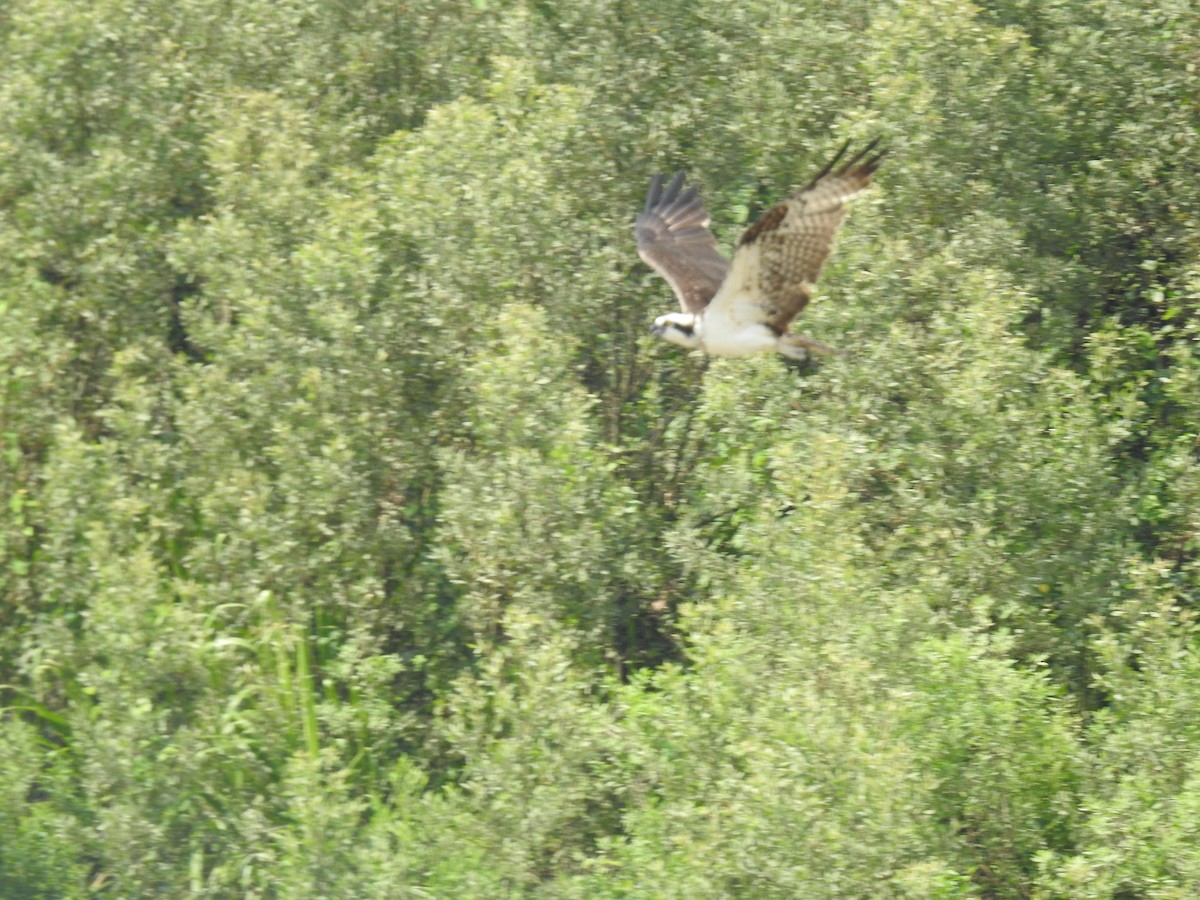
[636,140,885,360]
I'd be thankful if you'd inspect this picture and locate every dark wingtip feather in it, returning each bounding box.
[802,138,888,190]
[802,140,851,191]
[837,136,887,177]
[644,171,691,215]
[641,172,714,230]
[660,171,686,207]
[644,173,665,212]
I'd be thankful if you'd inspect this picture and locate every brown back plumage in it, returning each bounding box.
[635,172,730,314]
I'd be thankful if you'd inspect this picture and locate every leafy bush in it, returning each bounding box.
[1,0,1198,895]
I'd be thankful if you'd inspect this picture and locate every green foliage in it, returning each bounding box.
[1,0,1199,895]
[0,721,88,898]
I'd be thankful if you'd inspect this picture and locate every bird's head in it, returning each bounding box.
[650,313,702,349]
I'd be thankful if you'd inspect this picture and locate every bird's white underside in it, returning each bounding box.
[653,239,806,358]
[653,311,784,356]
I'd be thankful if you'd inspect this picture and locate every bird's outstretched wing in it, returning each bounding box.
[723,139,886,334]
[635,172,730,315]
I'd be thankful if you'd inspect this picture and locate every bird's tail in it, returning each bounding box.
[779,333,845,359]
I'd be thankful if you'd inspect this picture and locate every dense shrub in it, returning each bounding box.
[1,0,1198,894]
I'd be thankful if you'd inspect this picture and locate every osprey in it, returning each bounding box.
[637,139,885,360]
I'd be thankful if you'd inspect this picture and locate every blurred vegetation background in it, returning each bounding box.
[1,0,1198,896]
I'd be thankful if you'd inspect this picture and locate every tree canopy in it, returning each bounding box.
[2,0,1199,895]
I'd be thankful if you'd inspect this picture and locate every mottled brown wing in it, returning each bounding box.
[735,139,885,333]
[636,172,730,314]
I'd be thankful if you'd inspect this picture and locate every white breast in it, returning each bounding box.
[696,246,779,356]
[698,306,779,356]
